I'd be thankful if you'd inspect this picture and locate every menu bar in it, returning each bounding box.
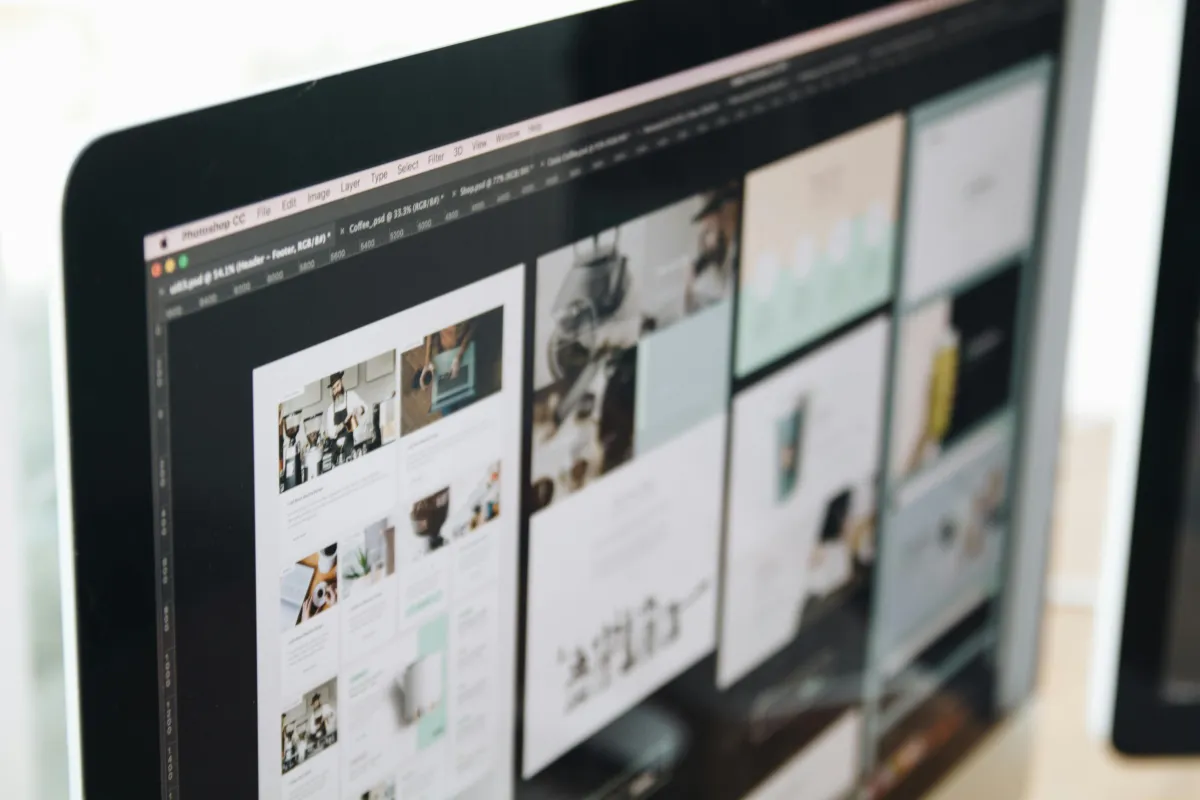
[143,0,968,259]
[148,0,1058,317]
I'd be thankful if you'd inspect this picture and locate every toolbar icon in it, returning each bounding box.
[150,262,162,278]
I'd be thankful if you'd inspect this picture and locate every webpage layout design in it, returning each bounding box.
[874,414,1014,680]
[252,267,525,800]
[737,115,905,377]
[523,187,737,777]
[868,57,1050,687]
[888,263,1022,485]
[719,316,889,688]
[899,57,1052,307]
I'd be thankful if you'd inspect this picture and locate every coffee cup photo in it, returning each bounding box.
[312,581,330,609]
[393,653,445,726]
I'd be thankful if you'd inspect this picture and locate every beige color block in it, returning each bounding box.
[740,114,905,284]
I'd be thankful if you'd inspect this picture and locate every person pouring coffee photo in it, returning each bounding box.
[413,321,475,384]
[323,370,371,460]
[308,691,337,745]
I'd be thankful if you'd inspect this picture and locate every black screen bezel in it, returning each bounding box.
[1112,0,1200,756]
[59,1,903,795]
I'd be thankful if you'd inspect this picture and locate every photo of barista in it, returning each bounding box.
[281,677,338,775]
[892,263,1021,481]
[528,185,740,513]
[280,543,339,631]
[400,306,504,435]
[405,461,502,560]
[277,350,399,494]
[340,518,396,600]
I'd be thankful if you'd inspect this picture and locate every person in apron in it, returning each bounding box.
[686,184,740,314]
[323,371,370,464]
[308,692,336,748]
[278,406,287,491]
[281,432,301,490]
[280,409,303,491]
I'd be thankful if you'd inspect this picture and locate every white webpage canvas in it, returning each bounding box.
[522,417,726,777]
[901,59,1051,305]
[718,316,889,688]
[251,266,525,800]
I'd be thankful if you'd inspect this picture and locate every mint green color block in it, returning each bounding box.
[735,217,894,376]
[635,299,732,455]
[417,614,449,749]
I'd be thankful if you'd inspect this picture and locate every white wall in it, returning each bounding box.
[1071,0,1186,741]
[1064,0,1184,425]
[0,282,33,800]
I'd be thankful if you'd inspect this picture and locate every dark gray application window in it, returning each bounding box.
[1163,326,1200,700]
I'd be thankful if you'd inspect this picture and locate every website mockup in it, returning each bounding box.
[141,1,1063,798]
[253,269,523,799]
[872,58,1051,697]
[523,189,734,776]
[720,316,889,689]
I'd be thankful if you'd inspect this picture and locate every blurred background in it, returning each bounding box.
[0,0,1193,797]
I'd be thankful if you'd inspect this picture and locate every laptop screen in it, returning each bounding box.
[138,1,1063,797]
